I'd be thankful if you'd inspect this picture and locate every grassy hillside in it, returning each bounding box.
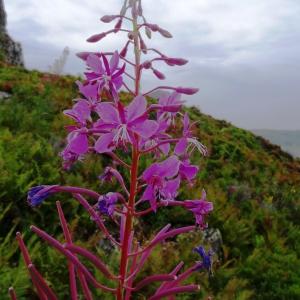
[0,63,299,299]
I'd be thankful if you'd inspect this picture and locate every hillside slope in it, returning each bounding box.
[0,64,299,299]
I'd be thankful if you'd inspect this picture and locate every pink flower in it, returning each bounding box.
[94,96,158,153]
[85,51,125,100]
[141,156,181,211]
[175,113,207,156]
[184,190,213,229]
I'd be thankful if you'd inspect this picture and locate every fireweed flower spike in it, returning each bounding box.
[15,0,213,299]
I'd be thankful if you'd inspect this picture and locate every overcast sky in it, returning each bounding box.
[4,0,300,130]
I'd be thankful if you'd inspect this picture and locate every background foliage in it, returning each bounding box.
[0,63,299,299]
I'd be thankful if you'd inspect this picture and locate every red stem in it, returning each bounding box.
[56,202,78,299]
[28,264,58,300]
[8,287,17,300]
[117,146,140,299]
[16,232,47,299]
[148,285,200,300]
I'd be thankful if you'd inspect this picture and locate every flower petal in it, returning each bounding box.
[86,54,104,74]
[68,132,89,155]
[174,138,188,155]
[94,133,115,153]
[109,51,119,73]
[127,95,147,122]
[96,103,120,124]
[132,120,158,139]
[159,155,180,178]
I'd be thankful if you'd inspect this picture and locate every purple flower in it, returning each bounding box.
[179,159,199,183]
[60,147,82,170]
[27,185,58,207]
[97,192,119,216]
[194,246,213,274]
[64,100,91,126]
[85,52,125,100]
[175,113,207,156]
[64,127,89,156]
[143,118,171,156]
[157,92,184,123]
[184,190,213,228]
[94,96,158,153]
[76,81,100,107]
[141,156,181,211]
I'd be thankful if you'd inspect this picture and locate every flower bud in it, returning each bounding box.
[145,26,152,39]
[152,68,166,80]
[120,42,129,58]
[76,52,91,60]
[100,15,118,23]
[140,37,147,54]
[157,27,173,38]
[175,87,199,95]
[142,60,152,69]
[146,23,159,32]
[114,18,122,33]
[128,32,134,40]
[165,58,188,66]
[87,32,107,43]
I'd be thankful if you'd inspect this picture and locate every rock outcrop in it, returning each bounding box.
[0,0,24,66]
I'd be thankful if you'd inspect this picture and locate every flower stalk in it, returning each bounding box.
[12,0,214,299]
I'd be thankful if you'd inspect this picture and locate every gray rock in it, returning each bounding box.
[0,0,24,66]
[0,0,6,30]
[203,227,224,261]
[0,91,11,100]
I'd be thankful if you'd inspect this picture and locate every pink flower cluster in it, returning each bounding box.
[11,0,213,299]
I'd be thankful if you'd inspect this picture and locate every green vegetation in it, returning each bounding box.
[0,64,299,299]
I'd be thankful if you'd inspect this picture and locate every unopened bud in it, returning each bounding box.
[100,15,118,23]
[175,87,199,95]
[128,32,134,40]
[120,42,129,58]
[114,19,122,33]
[158,27,173,38]
[146,23,159,32]
[152,68,166,80]
[76,52,90,60]
[165,57,188,66]
[142,61,152,69]
[87,32,106,43]
[140,38,147,54]
[145,27,152,39]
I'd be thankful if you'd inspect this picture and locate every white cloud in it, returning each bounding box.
[4,0,300,129]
